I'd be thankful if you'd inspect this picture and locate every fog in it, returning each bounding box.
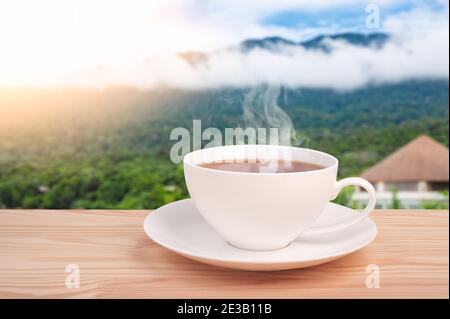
[0,1,448,90]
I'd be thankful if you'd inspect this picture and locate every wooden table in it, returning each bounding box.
[0,209,448,299]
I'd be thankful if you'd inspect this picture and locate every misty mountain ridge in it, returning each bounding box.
[240,32,389,52]
[179,32,390,64]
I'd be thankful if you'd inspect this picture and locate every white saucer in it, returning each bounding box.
[143,199,377,271]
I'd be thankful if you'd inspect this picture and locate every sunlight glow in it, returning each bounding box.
[0,0,200,86]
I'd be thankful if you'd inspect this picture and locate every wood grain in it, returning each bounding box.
[0,209,448,299]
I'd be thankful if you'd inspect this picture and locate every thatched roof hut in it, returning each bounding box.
[362,135,449,183]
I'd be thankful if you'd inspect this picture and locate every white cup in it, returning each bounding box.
[184,144,376,251]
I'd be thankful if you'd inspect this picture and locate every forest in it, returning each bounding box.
[0,80,448,209]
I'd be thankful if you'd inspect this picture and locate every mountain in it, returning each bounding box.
[239,36,298,52]
[0,79,448,209]
[299,32,389,51]
[240,32,389,52]
[180,32,390,64]
[0,31,447,209]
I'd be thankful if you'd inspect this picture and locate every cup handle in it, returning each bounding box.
[302,177,376,236]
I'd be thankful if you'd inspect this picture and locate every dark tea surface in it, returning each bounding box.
[200,160,324,173]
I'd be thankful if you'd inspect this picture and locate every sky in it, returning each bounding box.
[0,0,448,89]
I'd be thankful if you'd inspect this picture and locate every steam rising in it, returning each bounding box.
[243,84,297,146]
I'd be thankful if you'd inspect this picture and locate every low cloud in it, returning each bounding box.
[78,8,449,91]
[0,1,448,90]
